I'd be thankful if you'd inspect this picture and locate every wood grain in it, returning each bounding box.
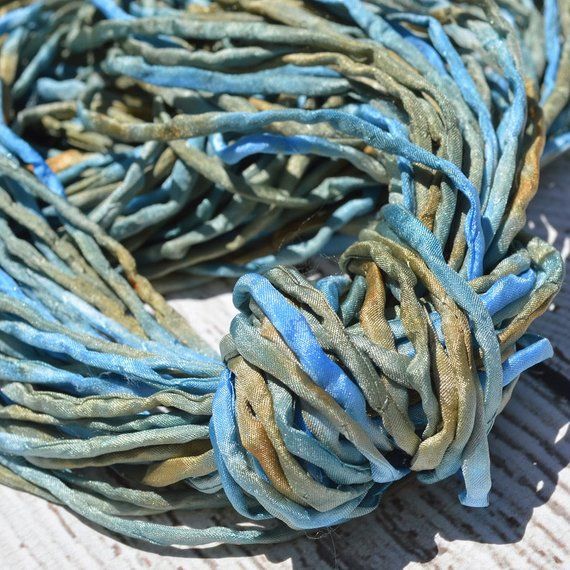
[0,158,568,570]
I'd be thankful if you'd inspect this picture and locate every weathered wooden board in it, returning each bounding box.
[0,158,568,570]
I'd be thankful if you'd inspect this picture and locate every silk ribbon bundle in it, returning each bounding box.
[0,0,567,547]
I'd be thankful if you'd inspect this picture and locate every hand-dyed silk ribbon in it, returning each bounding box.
[0,0,566,547]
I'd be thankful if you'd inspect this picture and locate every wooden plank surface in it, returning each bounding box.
[0,158,568,570]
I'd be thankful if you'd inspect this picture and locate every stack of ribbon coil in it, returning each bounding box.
[0,0,567,547]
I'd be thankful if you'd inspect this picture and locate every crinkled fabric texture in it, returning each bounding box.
[0,0,566,548]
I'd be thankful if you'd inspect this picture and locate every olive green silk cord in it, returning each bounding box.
[0,0,566,548]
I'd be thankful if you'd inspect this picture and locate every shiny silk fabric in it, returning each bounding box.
[0,0,566,547]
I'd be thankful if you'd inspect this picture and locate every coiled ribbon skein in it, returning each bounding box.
[0,0,567,547]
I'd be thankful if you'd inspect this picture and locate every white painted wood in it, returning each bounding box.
[0,158,568,570]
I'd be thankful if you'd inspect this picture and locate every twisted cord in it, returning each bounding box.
[0,0,566,547]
